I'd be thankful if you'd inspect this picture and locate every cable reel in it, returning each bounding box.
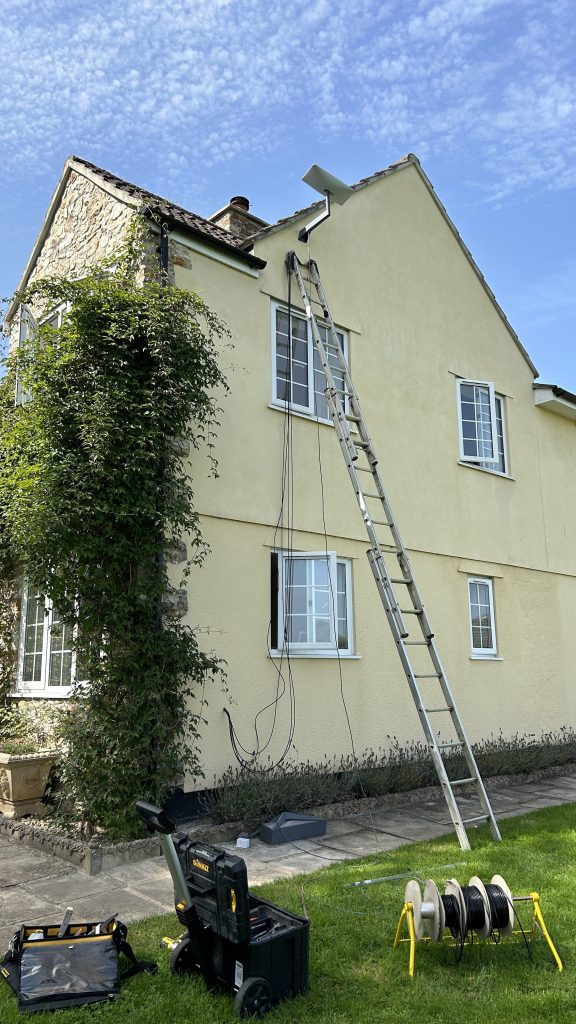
[395,873,562,976]
[403,874,513,944]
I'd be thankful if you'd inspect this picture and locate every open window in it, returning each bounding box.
[15,303,68,407]
[457,379,499,465]
[14,304,38,406]
[270,551,353,656]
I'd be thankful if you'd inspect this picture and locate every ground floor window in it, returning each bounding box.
[270,550,353,656]
[467,576,497,657]
[17,585,76,696]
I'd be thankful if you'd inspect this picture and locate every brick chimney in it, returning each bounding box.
[209,195,269,241]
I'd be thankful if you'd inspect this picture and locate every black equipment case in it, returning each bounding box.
[136,800,309,1018]
[1,919,155,1014]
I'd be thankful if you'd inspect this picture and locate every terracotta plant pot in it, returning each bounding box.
[0,751,59,819]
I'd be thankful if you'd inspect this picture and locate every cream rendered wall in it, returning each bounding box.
[169,162,575,789]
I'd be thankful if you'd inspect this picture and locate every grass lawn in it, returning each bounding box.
[1,803,575,1022]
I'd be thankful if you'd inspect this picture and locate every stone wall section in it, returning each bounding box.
[28,170,133,287]
[8,170,134,353]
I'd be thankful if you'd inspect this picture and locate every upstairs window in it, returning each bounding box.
[457,379,509,474]
[270,551,353,656]
[272,304,348,422]
[14,305,37,406]
[15,304,67,406]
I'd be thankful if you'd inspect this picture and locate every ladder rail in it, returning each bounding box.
[286,251,501,850]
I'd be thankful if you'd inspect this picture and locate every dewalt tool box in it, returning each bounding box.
[136,801,309,1018]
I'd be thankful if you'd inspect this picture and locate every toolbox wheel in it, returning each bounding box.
[170,937,199,975]
[234,976,272,1018]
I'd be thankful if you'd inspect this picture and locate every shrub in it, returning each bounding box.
[204,729,576,825]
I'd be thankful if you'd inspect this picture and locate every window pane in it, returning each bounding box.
[479,396,506,473]
[48,608,73,687]
[275,310,309,408]
[312,559,329,588]
[468,579,495,653]
[287,615,308,644]
[286,559,307,586]
[315,618,331,643]
[22,592,45,684]
[314,589,330,616]
[337,562,348,649]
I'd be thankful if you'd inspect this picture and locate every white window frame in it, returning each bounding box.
[14,304,37,406]
[15,303,68,407]
[467,576,497,658]
[456,379,499,465]
[16,583,80,698]
[271,302,349,423]
[478,393,508,475]
[271,550,354,657]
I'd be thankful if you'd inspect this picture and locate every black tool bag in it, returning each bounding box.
[0,920,157,1014]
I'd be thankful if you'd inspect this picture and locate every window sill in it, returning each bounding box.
[11,690,73,700]
[469,655,503,661]
[268,403,356,432]
[458,461,515,481]
[269,651,361,660]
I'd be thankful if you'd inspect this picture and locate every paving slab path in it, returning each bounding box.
[1,774,575,951]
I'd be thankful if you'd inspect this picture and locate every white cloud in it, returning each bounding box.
[0,0,574,209]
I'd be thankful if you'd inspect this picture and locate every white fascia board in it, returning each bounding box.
[170,229,260,278]
[534,388,576,422]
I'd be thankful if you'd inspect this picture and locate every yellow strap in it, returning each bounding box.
[22,935,112,949]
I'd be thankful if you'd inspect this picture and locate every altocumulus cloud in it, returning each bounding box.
[1,0,574,202]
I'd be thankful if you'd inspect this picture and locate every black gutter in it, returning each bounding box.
[147,209,267,270]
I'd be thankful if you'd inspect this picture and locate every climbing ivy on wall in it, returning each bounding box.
[0,253,230,838]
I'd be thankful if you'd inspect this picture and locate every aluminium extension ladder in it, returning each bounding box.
[286,251,501,851]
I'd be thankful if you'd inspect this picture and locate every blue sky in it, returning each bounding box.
[1,0,575,389]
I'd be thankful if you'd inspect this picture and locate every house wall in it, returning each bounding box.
[169,162,576,789]
[8,159,575,791]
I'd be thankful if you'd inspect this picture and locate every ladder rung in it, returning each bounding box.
[438,741,463,749]
[450,777,476,786]
[355,466,374,473]
[372,518,392,527]
[378,544,398,552]
[416,674,441,679]
[404,640,429,646]
[461,815,489,825]
[400,608,423,614]
[363,492,383,499]
[424,706,452,712]
[346,414,361,423]
[390,577,412,584]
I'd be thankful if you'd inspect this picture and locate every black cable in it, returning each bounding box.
[463,886,488,934]
[223,257,298,772]
[442,894,461,935]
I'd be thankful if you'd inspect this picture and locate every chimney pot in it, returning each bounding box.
[230,196,249,211]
